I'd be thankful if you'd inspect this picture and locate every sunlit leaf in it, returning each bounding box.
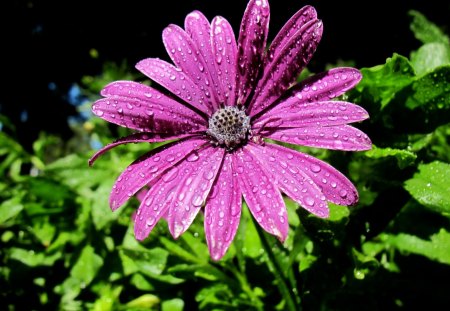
[364,146,417,168]
[404,161,450,214]
[408,10,449,45]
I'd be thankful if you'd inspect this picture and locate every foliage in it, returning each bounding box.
[1,10,450,311]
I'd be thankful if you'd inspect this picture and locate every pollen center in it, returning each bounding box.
[206,106,251,150]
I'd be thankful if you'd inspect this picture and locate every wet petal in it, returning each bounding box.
[258,68,362,119]
[211,16,237,106]
[264,5,317,67]
[134,167,181,241]
[236,0,270,106]
[168,146,225,238]
[263,125,372,151]
[253,143,359,206]
[136,58,211,115]
[253,101,369,129]
[88,132,197,166]
[162,25,220,111]
[185,11,225,107]
[109,137,208,211]
[234,147,288,241]
[93,82,207,133]
[205,153,242,261]
[248,19,323,116]
[248,143,329,217]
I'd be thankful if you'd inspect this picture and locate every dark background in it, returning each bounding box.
[2,0,449,150]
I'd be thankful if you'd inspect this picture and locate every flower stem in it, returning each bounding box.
[253,221,300,311]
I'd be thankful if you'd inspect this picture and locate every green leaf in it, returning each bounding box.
[70,245,104,286]
[0,197,24,224]
[404,161,450,214]
[357,54,416,109]
[125,294,160,309]
[383,229,450,265]
[410,43,450,75]
[408,10,449,45]
[403,66,450,110]
[162,298,184,311]
[364,146,417,168]
[9,247,61,267]
[119,247,168,276]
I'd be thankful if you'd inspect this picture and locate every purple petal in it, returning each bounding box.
[204,153,242,260]
[253,101,369,129]
[263,125,372,151]
[248,19,323,116]
[264,6,317,67]
[134,168,180,241]
[167,146,225,238]
[185,11,225,107]
[162,25,220,111]
[93,81,207,133]
[88,132,196,166]
[211,16,237,106]
[136,58,212,115]
[251,143,359,206]
[236,0,270,106]
[248,143,329,217]
[234,146,288,241]
[109,137,208,211]
[257,67,363,119]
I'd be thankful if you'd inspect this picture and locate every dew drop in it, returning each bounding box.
[339,189,348,198]
[186,153,199,162]
[95,110,104,117]
[192,194,203,207]
[305,196,315,206]
[310,164,321,173]
[203,170,215,180]
[146,217,155,227]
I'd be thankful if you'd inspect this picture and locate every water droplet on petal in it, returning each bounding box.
[203,170,215,180]
[146,217,155,227]
[95,110,104,117]
[339,189,348,198]
[310,164,321,173]
[305,196,315,206]
[192,194,203,207]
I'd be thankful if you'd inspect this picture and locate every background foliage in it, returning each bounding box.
[1,3,450,311]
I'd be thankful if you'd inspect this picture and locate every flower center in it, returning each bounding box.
[206,106,251,150]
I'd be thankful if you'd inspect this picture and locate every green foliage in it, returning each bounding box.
[2,9,450,311]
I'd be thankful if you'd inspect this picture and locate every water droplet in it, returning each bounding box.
[331,181,337,188]
[305,196,315,206]
[145,197,153,206]
[252,186,258,193]
[192,194,203,207]
[186,153,199,162]
[163,167,179,182]
[166,155,175,162]
[169,75,176,81]
[95,110,104,117]
[203,170,215,180]
[178,193,185,201]
[219,211,225,218]
[146,217,155,227]
[339,189,348,198]
[153,156,161,162]
[310,164,321,173]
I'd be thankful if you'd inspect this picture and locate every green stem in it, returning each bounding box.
[226,264,264,311]
[254,222,300,311]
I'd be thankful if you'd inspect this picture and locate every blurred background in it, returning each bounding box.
[2,0,449,150]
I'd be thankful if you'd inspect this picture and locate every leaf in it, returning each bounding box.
[9,247,61,267]
[162,298,185,311]
[0,197,24,223]
[410,43,450,75]
[69,245,104,286]
[364,146,417,168]
[404,66,450,110]
[408,10,449,45]
[119,247,169,276]
[357,54,416,109]
[404,161,450,214]
[125,294,160,309]
[383,229,450,265]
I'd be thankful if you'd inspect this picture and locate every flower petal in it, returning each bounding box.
[134,167,180,241]
[263,125,372,151]
[109,137,208,211]
[248,19,323,116]
[234,146,288,241]
[257,67,362,120]
[162,25,220,111]
[167,146,225,238]
[93,81,207,133]
[88,132,196,166]
[248,143,329,217]
[236,0,270,106]
[211,16,237,106]
[251,143,359,206]
[185,11,225,107]
[253,101,369,129]
[204,153,242,261]
[136,58,211,115]
[264,5,317,67]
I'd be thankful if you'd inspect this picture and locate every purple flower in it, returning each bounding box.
[90,0,371,260]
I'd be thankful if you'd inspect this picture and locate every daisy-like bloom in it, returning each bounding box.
[89,0,371,260]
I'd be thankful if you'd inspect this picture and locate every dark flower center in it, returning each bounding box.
[206,106,251,150]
